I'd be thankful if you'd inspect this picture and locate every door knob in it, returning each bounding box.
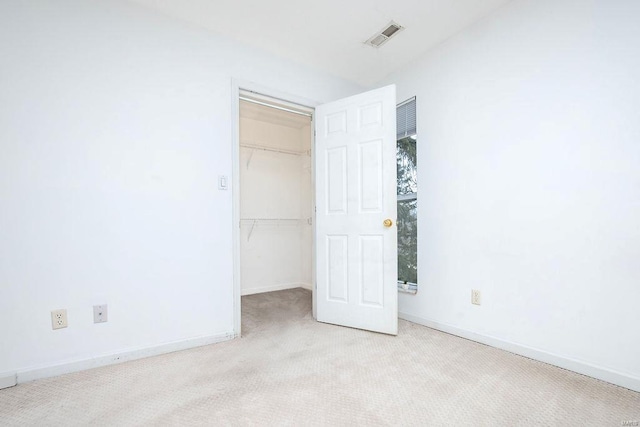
[383,219,393,227]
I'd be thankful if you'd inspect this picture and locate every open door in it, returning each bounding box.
[315,85,398,335]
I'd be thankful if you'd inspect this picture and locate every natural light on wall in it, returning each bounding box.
[396,97,417,293]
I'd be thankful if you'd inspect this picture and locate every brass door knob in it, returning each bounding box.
[383,219,393,227]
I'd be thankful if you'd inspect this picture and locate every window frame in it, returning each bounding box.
[396,98,418,294]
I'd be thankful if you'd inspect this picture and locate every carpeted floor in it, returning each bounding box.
[1,288,638,426]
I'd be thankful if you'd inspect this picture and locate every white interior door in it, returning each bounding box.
[315,85,398,335]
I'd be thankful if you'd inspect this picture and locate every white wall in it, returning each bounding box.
[384,0,640,389]
[0,0,361,380]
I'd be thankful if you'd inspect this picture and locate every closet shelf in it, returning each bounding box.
[241,218,312,241]
[241,217,303,221]
[241,141,310,156]
[241,142,310,169]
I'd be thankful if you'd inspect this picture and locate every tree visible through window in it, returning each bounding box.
[396,98,417,292]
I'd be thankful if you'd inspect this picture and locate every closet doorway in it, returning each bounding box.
[237,89,315,332]
[233,84,399,337]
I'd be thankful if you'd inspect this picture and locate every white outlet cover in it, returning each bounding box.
[51,309,68,330]
[93,305,108,323]
[471,290,482,305]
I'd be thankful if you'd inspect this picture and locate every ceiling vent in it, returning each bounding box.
[365,21,404,48]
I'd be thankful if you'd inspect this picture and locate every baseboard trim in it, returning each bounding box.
[241,282,312,296]
[299,283,313,291]
[0,372,17,390]
[16,331,235,385]
[399,312,640,393]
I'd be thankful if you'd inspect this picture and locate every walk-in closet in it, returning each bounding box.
[239,93,313,296]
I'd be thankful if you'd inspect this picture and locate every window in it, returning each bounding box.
[396,98,417,293]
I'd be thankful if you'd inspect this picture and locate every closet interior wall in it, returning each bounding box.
[239,100,312,295]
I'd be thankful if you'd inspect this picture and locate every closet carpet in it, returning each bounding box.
[1,288,638,426]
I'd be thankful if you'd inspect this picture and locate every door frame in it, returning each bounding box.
[231,79,319,337]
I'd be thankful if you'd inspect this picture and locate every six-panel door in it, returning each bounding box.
[315,85,398,335]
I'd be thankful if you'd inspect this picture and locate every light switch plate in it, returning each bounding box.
[93,305,108,323]
[218,175,228,190]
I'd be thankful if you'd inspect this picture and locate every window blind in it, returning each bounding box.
[396,97,416,139]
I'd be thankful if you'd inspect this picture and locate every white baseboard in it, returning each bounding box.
[399,312,640,393]
[0,372,17,390]
[241,282,312,296]
[16,331,235,385]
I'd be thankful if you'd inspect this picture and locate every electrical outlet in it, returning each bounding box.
[471,289,482,305]
[51,309,68,330]
[93,305,108,323]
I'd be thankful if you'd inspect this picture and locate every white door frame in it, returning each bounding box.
[231,79,319,337]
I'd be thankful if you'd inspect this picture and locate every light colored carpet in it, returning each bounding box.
[1,288,638,426]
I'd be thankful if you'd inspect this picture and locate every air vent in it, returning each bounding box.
[365,21,404,48]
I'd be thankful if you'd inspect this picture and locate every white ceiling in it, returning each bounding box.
[130,0,512,86]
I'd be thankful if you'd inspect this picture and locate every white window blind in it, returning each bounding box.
[396,97,416,139]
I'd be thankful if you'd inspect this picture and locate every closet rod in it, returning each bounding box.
[239,96,312,118]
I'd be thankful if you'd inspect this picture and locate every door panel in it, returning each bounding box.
[327,235,348,302]
[315,85,397,335]
[358,139,383,212]
[326,148,347,214]
[359,235,384,307]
